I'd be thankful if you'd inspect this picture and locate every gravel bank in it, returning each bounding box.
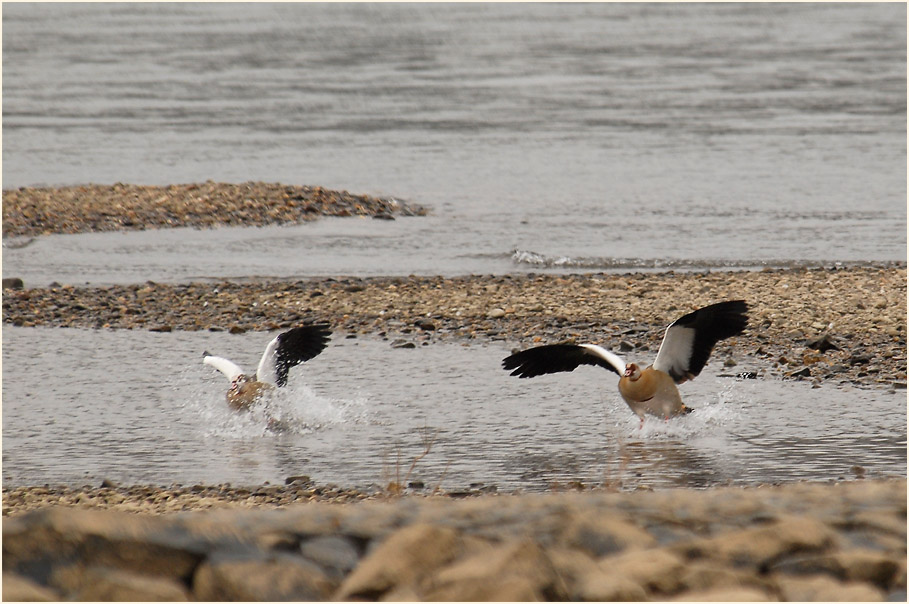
[3,478,905,601]
[2,481,388,518]
[2,181,427,237]
[4,267,905,388]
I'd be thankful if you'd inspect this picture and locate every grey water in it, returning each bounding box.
[3,327,906,491]
[2,3,906,287]
[2,4,906,490]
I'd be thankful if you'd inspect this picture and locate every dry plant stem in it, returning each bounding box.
[385,427,440,495]
[431,460,453,496]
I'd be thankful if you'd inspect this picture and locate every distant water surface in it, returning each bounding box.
[2,3,906,285]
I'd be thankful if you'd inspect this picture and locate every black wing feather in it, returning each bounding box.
[669,300,748,380]
[274,323,332,387]
[502,344,621,378]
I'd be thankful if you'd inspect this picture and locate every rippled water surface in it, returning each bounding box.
[3,327,905,490]
[3,3,906,286]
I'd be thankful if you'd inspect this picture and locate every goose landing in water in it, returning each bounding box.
[203,323,332,411]
[503,301,748,424]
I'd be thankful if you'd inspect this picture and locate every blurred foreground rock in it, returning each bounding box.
[3,478,905,601]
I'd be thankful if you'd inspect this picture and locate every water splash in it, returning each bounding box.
[623,380,746,440]
[179,377,369,439]
[509,249,906,272]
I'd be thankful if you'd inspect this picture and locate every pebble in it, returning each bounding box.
[2,277,24,290]
[390,339,416,349]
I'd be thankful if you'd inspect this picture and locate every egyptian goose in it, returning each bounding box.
[203,323,332,411]
[503,301,748,423]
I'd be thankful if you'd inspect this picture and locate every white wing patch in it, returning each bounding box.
[579,344,626,375]
[203,355,244,382]
[652,324,696,381]
[255,334,282,386]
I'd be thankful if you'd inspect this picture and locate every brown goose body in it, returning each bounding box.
[618,365,687,419]
[226,376,275,411]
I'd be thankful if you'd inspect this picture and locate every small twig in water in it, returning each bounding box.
[384,426,440,496]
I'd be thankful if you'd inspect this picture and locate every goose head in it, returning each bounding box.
[623,363,642,381]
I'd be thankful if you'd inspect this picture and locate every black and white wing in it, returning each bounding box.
[503,343,625,378]
[203,352,244,382]
[256,323,332,387]
[652,300,748,384]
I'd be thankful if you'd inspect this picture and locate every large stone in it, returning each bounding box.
[679,559,772,593]
[560,511,656,557]
[806,333,840,352]
[299,535,361,579]
[271,505,347,537]
[3,508,201,585]
[769,548,901,589]
[337,502,416,540]
[674,515,836,568]
[575,572,647,601]
[1,572,61,601]
[671,586,773,601]
[379,584,422,602]
[836,549,903,589]
[193,551,334,601]
[847,508,908,542]
[430,574,546,602]
[775,575,885,602]
[74,567,191,601]
[335,523,462,600]
[892,556,907,590]
[546,546,600,596]
[597,547,686,594]
[422,538,563,601]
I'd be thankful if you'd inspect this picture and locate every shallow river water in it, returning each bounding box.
[3,327,905,491]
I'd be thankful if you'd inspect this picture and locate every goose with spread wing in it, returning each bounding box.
[503,301,748,422]
[203,323,332,411]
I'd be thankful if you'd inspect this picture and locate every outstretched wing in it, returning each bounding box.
[502,343,625,379]
[256,323,332,387]
[653,300,748,384]
[203,353,244,382]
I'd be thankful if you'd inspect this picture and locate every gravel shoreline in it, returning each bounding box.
[2,481,392,518]
[2,181,427,237]
[4,267,906,388]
